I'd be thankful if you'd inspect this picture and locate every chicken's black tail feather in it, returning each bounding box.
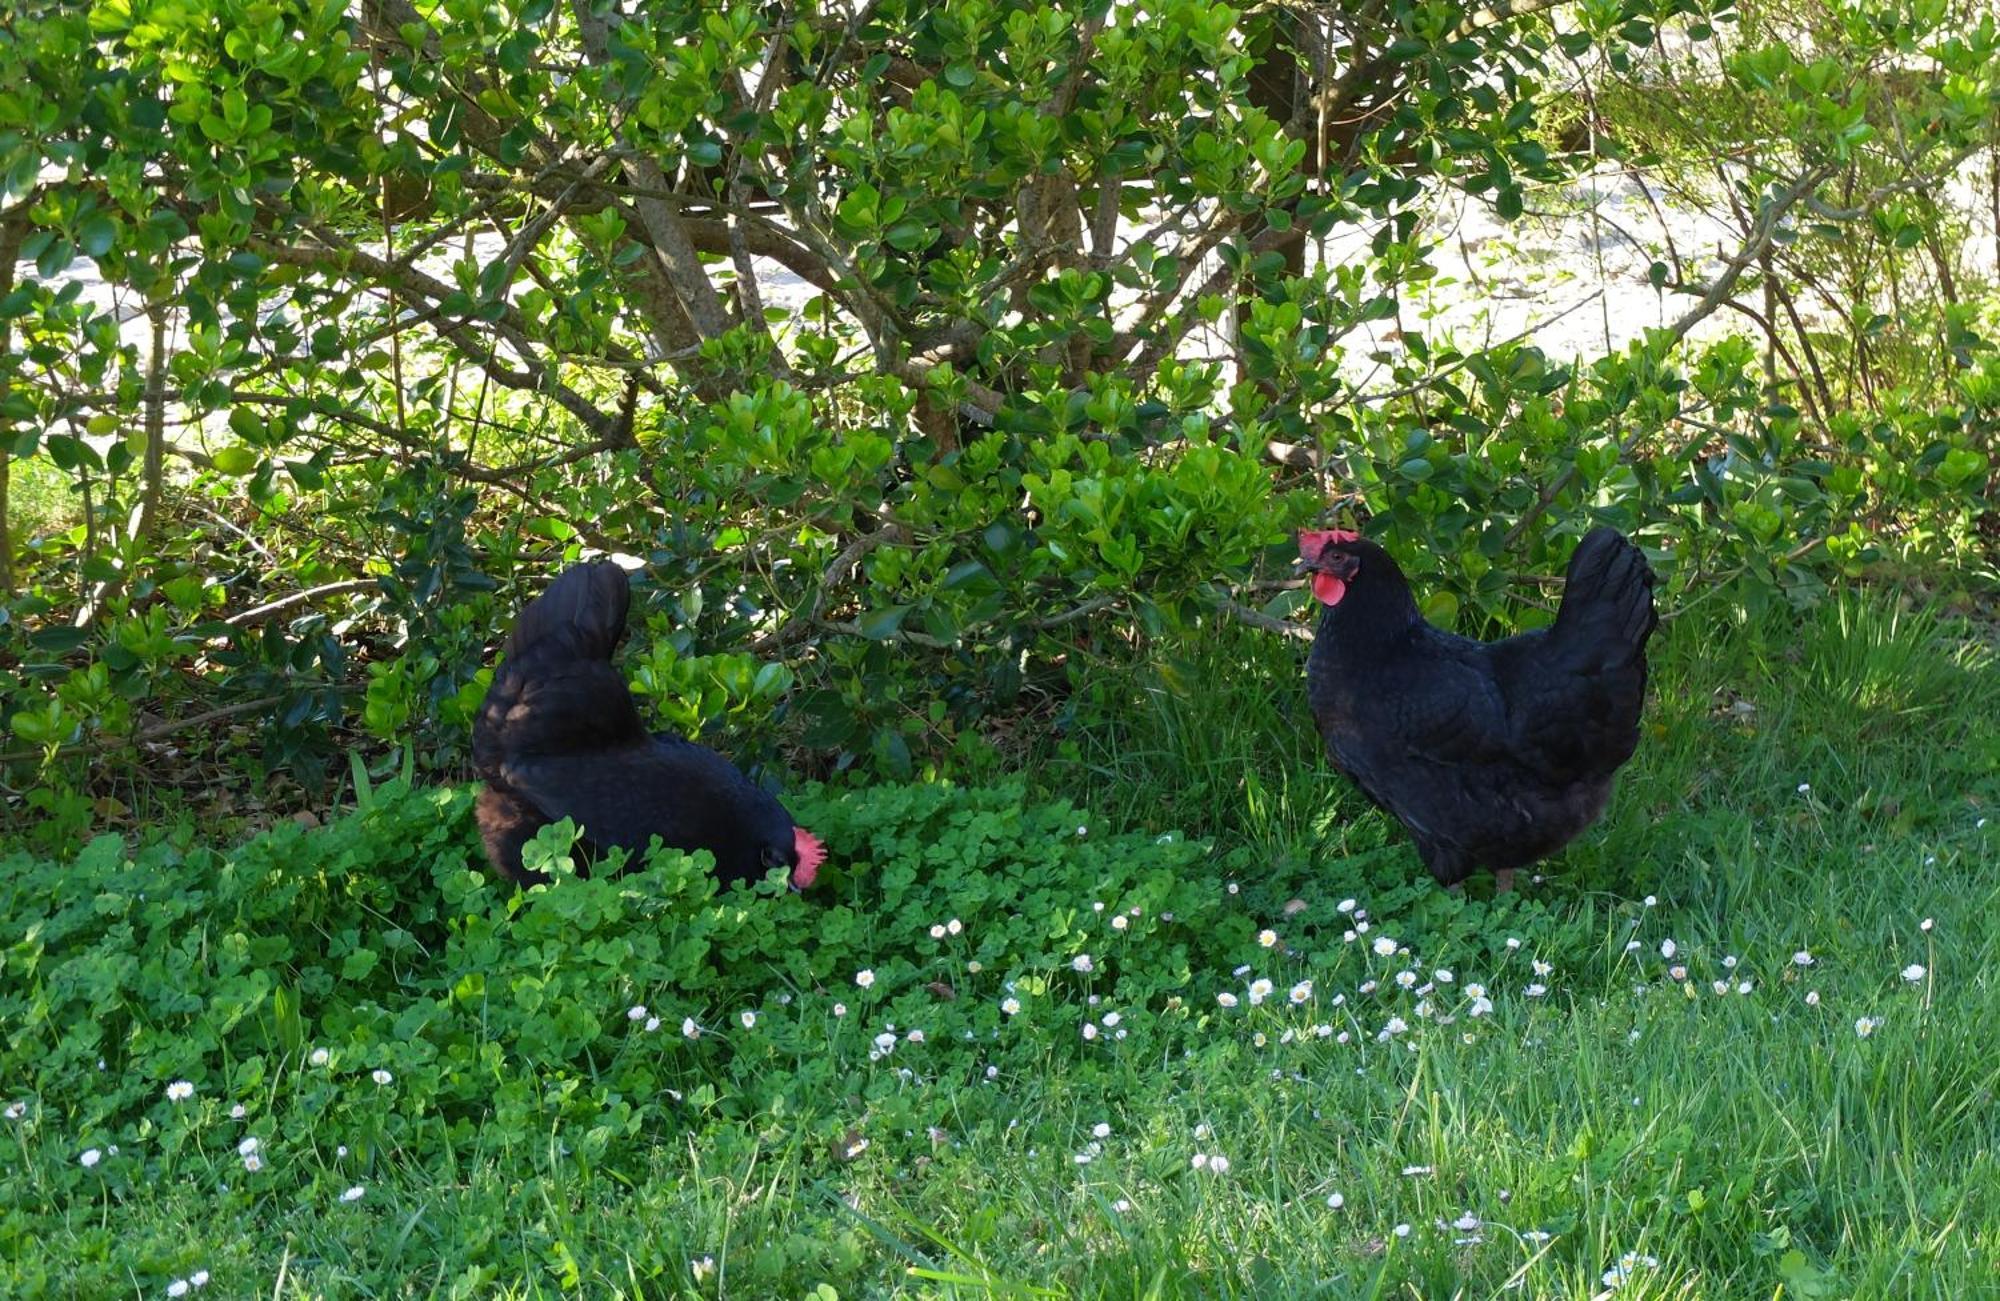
[1550,528,1658,670]
[501,560,632,664]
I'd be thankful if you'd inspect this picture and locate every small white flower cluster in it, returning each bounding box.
[1601,1251,1659,1290]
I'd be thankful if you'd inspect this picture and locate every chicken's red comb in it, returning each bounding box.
[791,826,827,889]
[1298,528,1361,558]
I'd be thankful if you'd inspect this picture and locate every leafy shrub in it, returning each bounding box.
[2,0,1995,803]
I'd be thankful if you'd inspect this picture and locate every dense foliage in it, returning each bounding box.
[0,0,1994,812]
[0,775,1520,1293]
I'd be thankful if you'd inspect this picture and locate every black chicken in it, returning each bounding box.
[1299,526,1657,890]
[472,561,825,891]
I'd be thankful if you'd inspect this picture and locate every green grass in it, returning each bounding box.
[5,593,1997,1298]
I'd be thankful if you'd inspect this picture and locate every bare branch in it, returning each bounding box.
[225,580,381,628]
[1216,596,1315,642]
[0,696,287,767]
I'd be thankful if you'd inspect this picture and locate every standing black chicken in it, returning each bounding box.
[1299,526,1657,890]
[472,561,825,891]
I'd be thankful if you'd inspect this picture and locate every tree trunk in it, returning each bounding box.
[0,214,25,598]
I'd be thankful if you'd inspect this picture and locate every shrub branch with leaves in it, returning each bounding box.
[0,0,1993,798]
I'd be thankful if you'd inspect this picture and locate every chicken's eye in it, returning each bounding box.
[760,845,786,870]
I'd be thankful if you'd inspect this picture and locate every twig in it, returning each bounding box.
[1216,597,1315,642]
[1504,163,1836,548]
[0,696,286,766]
[1353,290,1605,407]
[224,579,381,627]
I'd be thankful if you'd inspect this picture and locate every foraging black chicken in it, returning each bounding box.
[472,561,824,890]
[1299,526,1657,890]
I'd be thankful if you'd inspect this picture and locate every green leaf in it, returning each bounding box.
[211,446,260,476]
[45,433,97,471]
[1936,447,1987,486]
[1421,590,1459,625]
[854,606,910,640]
[228,406,265,443]
[36,234,74,278]
[79,214,118,258]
